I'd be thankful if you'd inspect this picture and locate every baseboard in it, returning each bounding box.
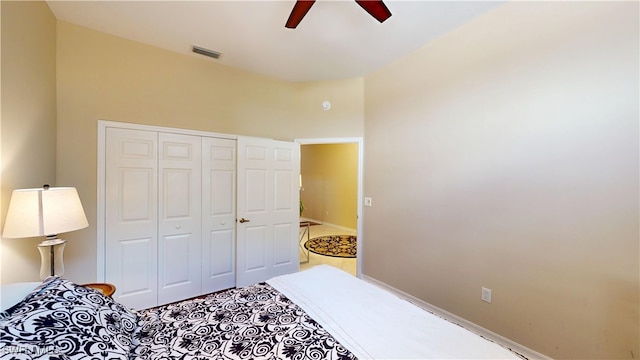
[299,217,318,223]
[361,274,551,360]
[300,218,356,233]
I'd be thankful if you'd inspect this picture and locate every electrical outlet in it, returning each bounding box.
[481,287,492,303]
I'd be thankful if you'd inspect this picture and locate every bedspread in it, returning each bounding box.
[130,282,356,360]
[1,267,523,359]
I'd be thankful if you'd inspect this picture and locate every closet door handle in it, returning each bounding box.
[238,218,250,223]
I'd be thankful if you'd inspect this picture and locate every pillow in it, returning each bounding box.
[0,277,137,359]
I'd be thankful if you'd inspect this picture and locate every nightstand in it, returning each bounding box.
[82,283,116,297]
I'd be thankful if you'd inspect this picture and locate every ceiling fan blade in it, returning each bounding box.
[285,0,316,29]
[355,0,392,23]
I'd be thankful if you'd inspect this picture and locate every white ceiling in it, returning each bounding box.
[46,0,505,83]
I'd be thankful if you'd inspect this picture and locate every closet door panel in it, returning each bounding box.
[158,133,202,306]
[270,143,300,271]
[202,137,236,293]
[274,223,294,265]
[162,234,192,284]
[205,229,234,279]
[118,238,154,295]
[105,128,158,310]
[236,137,300,287]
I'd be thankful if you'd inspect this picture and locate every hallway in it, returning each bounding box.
[299,223,357,276]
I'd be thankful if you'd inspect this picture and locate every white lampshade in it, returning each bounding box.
[3,186,88,279]
[3,186,88,239]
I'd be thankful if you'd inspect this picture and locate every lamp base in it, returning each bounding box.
[37,239,66,279]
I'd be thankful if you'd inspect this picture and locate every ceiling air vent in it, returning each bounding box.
[192,45,221,59]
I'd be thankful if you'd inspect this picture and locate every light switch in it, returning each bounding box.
[364,197,372,207]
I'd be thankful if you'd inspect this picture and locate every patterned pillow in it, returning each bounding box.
[0,277,137,359]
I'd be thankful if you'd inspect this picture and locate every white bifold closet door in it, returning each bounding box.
[157,132,202,305]
[201,137,236,293]
[105,127,159,310]
[106,128,235,309]
[236,137,300,288]
[104,125,298,309]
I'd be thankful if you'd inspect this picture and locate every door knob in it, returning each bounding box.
[238,218,250,223]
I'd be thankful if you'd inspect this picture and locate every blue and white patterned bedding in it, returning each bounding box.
[0,276,356,360]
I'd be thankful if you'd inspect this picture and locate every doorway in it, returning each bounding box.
[295,138,363,277]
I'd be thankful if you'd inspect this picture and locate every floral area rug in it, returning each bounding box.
[304,235,357,258]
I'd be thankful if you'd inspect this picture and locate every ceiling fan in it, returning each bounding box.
[285,0,392,29]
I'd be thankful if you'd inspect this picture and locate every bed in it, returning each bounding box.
[0,265,522,359]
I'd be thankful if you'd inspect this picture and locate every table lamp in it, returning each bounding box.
[2,185,88,279]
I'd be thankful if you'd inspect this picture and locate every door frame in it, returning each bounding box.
[294,137,364,278]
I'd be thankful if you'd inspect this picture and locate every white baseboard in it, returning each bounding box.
[300,218,356,233]
[320,221,356,233]
[361,274,551,360]
[299,217,318,224]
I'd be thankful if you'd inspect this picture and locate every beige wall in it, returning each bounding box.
[1,1,57,282]
[300,143,358,229]
[363,2,639,359]
[292,81,364,139]
[55,21,364,284]
[3,1,639,358]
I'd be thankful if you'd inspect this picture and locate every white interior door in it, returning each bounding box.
[236,137,300,287]
[157,133,202,305]
[105,127,158,310]
[201,137,236,293]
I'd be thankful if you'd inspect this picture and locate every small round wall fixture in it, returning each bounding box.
[322,100,331,111]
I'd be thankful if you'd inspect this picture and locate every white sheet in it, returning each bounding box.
[0,282,41,312]
[268,265,520,360]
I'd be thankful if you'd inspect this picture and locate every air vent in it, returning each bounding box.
[192,45,222,59]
